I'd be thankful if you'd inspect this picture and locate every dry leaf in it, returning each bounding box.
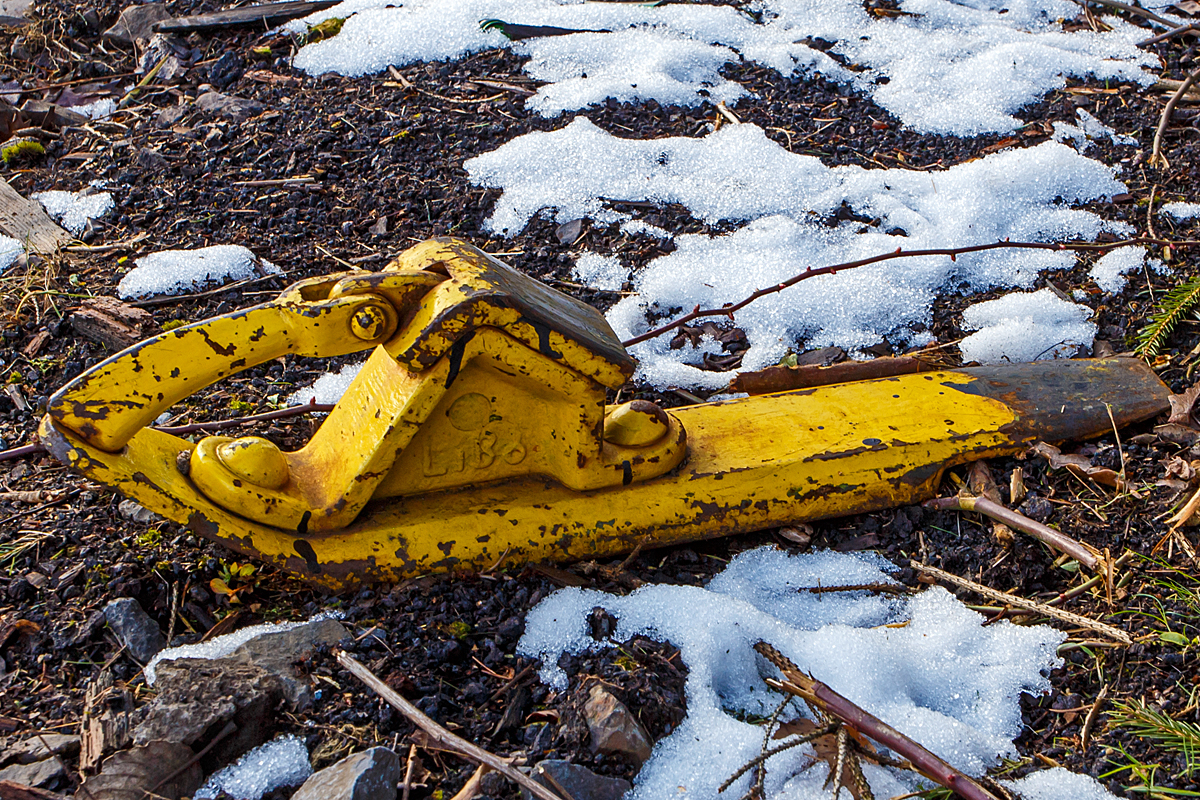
[773,719,875,800]
[1164,456,1195,482]
[76,740,202,800]
[1168,385,1200,427]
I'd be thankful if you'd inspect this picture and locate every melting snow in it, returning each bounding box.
[1052,107,1138,152]
[0,237,22,272]
[116,245,280,300]
[519,547,1117,800]
[33,188,113,235]
[288,0,1156,136]
[194,735,312,800]
[287,360,366,406]
[468,120,1128,387]
[1162,201,1200,221]
[959,288,1096,364]
[1090,244,1146,294]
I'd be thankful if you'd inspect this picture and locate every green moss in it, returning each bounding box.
[304,17,344,44]
[1,138,44,165]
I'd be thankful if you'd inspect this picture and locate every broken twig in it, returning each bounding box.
[908,561,1132,645]
[754,642,1002,800]
[335,651,565,800]
[1152,64,1200,169]
[924,494,1103,571]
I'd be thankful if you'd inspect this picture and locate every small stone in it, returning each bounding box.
[154,104,188,128]
[583,685,653,766]
[520,760,632,800]
[208,50,244,89]
[105,597,165,663]
[1019,494,1054,523]
[291,747,402,800]
[103,3,172,43]
[1,733,79,765]
[196,90,264,121]
[0,756,65,788]
[118,498,162,523]
[223,616,349,708]
[134,658,283,773]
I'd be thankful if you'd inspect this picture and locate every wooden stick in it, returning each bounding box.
[1152,64,1200,169]
[449,764,489,800]
[924,494,1102,570]
[334,651,566,800]
[1140,22,1200,46]
[401,744,418,800]
[908,561,1132,645]
[754,642,1002,800]
[155,402,334,436]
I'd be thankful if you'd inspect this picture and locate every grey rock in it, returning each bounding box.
[2,733,79,765]
[118,498,162,522]
[134,658,283,773]
[103,3,172,43]
[105,597,165,663]
[520,760,632,800]
[208,50,244,89]
[291,747,402,800]
[154,104,188,128]
[583,685,652,766]
[196,90,264,121]
[0,756,65,788]
[224,617,348,708]
[20,99,87,129]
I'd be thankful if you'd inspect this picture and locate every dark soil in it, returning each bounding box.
[2,0,1200,798]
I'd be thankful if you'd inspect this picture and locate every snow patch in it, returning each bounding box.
[959,288,1096,364]
[519,547,1067,800]
[286,360,366,406]
[117,245,280,300]
[194,735,312,800]
[33,189,113,235]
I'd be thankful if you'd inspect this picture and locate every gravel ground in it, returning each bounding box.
[2,0,1200,797]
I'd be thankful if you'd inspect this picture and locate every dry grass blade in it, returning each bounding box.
[908,561,1132,645]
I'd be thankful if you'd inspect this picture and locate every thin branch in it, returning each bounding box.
[754,642,1002,800]
[155,402,334,436]
[334,651,566,800]
[0,442,46,463]
[1139,21,1200,46]
[620,237,1200,348]
[923,494,1103,571]
[908,561,1132,645]
[1152,64,1200,169]
[1065,0,1177,27]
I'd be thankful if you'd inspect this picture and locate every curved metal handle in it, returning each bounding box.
[47,270,443,452]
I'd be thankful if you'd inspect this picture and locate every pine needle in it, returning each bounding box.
[1107,698,1200,775]
[1135,276,1200,358]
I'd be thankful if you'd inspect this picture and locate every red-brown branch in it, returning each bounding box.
[754,642,1002,800]
[621,237,1200,348]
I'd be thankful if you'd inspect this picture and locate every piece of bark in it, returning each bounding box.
[153,0,341,33]
[729,355,934,395]
[0,177,69,253]
[0,781,67,800]
[69,297,154,350]
[79,672,133,773]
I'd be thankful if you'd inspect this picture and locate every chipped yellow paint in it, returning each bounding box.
[40,238,1171,590]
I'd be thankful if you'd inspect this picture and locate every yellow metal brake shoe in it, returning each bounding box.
[40,238,1170,590]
